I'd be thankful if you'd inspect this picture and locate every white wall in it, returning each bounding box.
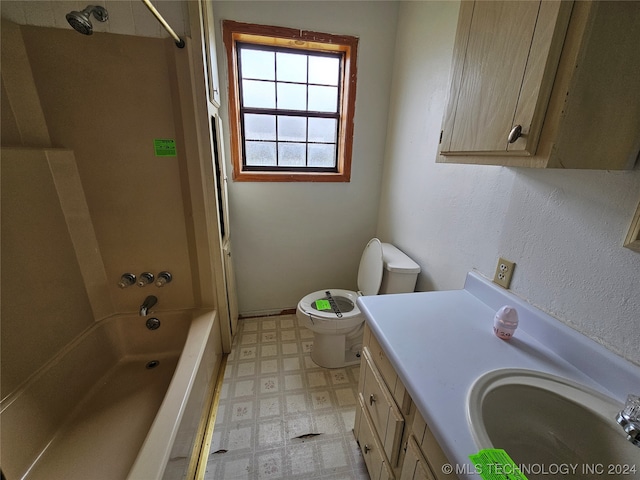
[213,1,399,315]
[376,2,640,366]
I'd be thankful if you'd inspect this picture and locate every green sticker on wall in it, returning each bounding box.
[154,139,177,157]
[315,299,331,311]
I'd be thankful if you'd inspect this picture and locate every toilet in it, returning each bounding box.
[296,238,420,368]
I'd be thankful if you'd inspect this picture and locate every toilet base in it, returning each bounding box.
[343,348,362,367]
[310,332,363,369]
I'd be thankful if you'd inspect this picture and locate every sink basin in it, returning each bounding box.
[467,369,638,479]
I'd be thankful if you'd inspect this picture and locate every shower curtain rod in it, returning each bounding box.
[141,0,185,48]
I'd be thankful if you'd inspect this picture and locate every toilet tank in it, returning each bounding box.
[379,243,421,294]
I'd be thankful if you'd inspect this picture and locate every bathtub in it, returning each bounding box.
[0,309,219,480]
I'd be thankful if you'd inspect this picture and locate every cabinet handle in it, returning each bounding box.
[363,444,371,454]
[369,393,376,406]
[508,125,522,143]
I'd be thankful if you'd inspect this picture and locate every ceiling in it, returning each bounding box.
[0,1,190,38]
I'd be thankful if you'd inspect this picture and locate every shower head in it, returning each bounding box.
[66,5,108,35]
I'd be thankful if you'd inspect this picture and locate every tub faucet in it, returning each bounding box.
[140,295,157,316]
[616,394,640,447]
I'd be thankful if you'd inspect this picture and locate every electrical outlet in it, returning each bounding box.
[493,257,515,289]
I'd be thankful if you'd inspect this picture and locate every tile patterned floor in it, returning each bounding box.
[204,314,369,480]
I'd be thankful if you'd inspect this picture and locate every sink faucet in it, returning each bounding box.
[140,295,157,316]
[616,394,640,447]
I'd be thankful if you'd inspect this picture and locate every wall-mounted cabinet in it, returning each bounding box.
[438,1,640,169]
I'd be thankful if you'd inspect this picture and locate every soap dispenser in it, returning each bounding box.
[493,305,518,340]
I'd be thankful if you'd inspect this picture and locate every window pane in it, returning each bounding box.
[245,114,276,140]
[278,116,306,142]
[240,48,274,80]
[277,83,306,110]
[278,143,306,166]
[243,80,275,108]
[309,56,339,86]
[308,118,337,143]
[308,144,336,167]
[276,52,307,83]
[245,141,276,166]
[308,85,337,112]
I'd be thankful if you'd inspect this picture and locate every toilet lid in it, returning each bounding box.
[357,238,384,296]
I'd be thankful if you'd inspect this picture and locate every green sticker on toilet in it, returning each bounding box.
[469,449,527,480]
[315,299,331,310]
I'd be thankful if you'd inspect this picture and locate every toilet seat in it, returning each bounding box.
[298,288,363,332]
[297,239,384,332]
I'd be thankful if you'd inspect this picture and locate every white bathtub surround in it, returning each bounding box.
[357,272,640,480]
[206,315,368,479]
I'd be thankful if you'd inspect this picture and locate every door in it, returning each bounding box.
[222,238,239,336]
[211,114,238,336]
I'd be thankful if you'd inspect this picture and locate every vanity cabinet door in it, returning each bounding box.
[440,0,572,156]
[400,436,437,480]
[356,393,396,480]
[362,348,405,466]
[411,410,458,480]
[366,326,411,415]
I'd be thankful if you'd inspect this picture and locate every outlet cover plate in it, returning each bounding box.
[493,257,515,289]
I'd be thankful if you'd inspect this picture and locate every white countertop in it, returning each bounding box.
[357,272,640,479]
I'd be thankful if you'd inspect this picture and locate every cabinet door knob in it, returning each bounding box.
[508,124,522,143]
[363,444,371,454]
[369,393,376,406]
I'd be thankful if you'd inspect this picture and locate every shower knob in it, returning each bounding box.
[155,271,173,287]
[118,273,136,288]
[137,272,154,287]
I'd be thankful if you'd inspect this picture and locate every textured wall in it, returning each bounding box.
[376,1,640,366]
[212,1,399,315]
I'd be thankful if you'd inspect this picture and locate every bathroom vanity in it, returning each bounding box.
[354,273,640,480]
[354,324,457,480]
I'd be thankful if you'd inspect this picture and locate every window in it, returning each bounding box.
[223,21,358,182]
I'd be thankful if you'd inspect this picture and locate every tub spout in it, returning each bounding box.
[140,295,157,316]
